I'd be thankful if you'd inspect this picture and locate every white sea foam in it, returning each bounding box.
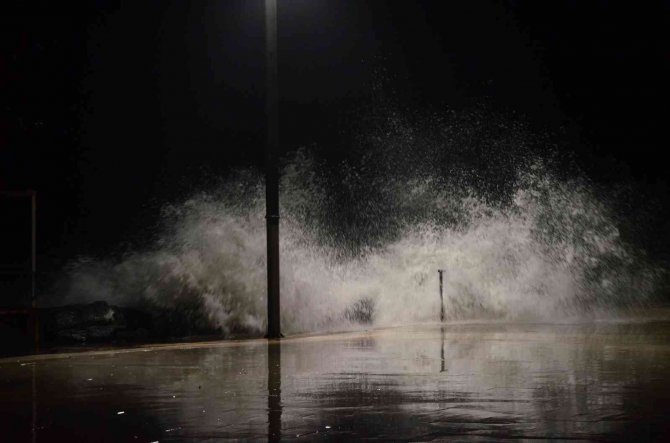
[61,115,662,335]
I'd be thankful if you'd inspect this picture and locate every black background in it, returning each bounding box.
[1,0,668,270]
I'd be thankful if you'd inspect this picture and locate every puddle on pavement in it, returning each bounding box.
[1,321,669,441]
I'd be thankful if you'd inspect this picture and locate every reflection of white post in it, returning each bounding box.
[440,325,445,373]
[438,269,445,322]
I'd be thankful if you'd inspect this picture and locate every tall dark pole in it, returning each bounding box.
[265,0,281,338]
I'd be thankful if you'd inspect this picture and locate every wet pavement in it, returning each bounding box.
[1,320,670,442]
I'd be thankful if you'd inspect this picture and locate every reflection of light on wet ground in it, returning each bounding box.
[1,321,670,441]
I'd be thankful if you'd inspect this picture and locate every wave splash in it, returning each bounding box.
[62,116,662,336]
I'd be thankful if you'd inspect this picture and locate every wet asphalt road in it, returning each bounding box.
[1,320,670,442]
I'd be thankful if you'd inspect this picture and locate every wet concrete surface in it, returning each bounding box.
[1,320,670,442]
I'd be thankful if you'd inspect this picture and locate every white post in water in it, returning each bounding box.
[438,269,445,322]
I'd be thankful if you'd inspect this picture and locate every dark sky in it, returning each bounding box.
[1,0,668,268]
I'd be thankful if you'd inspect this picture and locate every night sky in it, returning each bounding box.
[1,0,668,270]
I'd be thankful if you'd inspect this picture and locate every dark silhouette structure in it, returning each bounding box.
[0,190,39,352]
[265,0,281,339]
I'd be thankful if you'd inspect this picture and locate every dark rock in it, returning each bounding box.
[141,299,221,338]
[41,301,154,345]
[52,301,118,329]
[55,329,88,343]
[115,328,150,341]
[39,300,228,346]
[85,324,120,340]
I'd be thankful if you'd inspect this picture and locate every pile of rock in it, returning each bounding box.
[40,301,152,344]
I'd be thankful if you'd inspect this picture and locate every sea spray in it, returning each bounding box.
[59,114,663,336]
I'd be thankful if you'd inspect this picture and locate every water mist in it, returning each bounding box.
[61,109,663,336]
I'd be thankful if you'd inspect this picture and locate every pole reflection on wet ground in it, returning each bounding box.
[1,320,670,441]
[267,340,281,442]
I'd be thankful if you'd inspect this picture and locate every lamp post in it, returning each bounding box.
[265,0,281,339]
